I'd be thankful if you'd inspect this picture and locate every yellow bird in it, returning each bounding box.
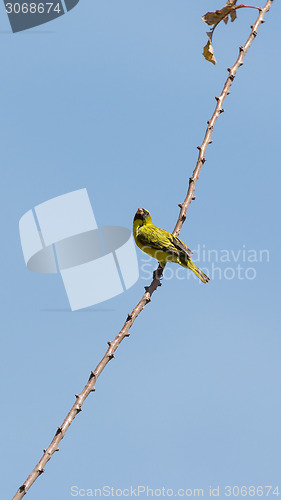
[133,208,210,283]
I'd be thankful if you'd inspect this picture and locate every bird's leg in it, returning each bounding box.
[145,265,165,295]
[153,264,165,282]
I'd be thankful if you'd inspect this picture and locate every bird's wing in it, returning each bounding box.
[169,235,193,257]
[137,226,192,259]
[137,226,181,256]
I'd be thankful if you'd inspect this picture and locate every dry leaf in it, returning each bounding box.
[203,33,217,65]
[230,9,237,22]
[202,0,238,27]
[202,6,235,27]
[202,0,239,64]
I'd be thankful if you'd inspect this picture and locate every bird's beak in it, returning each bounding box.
[137,208,144,215]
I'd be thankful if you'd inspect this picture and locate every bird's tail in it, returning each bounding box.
[184,258,210,284]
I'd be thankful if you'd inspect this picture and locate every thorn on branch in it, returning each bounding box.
[189,177,194,184]
[54,447,59,453]
[209,140,213,145]
[202,158,206,164]
[197,146,201,151]
[192,196,196,201]
[38,468,45,475]
[219,109,224,114]
[108,354,115,360]
[145,297,152,304]
[215,96,220,101]
[75,394,79,399]
[126,314,132,322]
[178,203,183,208]
[43,449,46,453]
[260,19,265,23]
[55,427,62,436]
[76,406,82,413]
[88,371,96,381]
[19,485,26,493]
[107,341,112,347]
[252,30,257,37]
[90,387,96,392]
[239,46,245,52]
[181,214,187,222]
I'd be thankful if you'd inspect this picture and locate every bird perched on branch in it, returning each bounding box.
[133,208,210,284]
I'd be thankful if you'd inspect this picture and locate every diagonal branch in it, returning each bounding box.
[12,1,274,498]
[175,0,273,236]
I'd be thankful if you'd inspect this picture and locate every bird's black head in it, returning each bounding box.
[133,208,151,224]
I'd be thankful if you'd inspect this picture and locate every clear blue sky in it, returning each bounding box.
[1,1,281,499]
